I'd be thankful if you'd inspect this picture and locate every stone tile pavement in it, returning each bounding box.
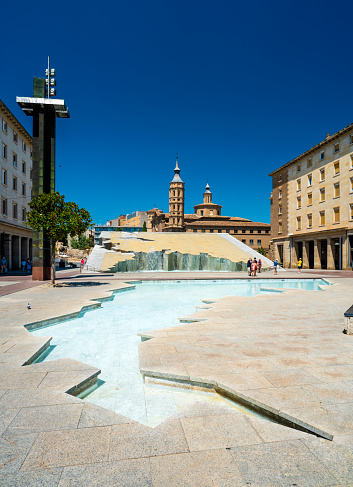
[0,270,353,485]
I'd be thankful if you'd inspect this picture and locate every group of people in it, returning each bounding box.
[246,257,262,276]
[0,257,32,274]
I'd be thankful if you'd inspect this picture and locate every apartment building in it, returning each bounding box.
[0,99,33,270]
[269,123,353,269]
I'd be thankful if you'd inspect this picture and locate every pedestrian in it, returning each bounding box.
[258,258,262,273]
[80,258,85,273]
[274,259,278,275]
[0,256,7,274]
[298,258,302,273]
[26,258,32,273]
[247,258,252,276]
[21,259,26,271]
[251,260,257,277]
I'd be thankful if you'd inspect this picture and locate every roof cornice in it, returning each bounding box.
[0,99,32,145]
[268,122,353,177]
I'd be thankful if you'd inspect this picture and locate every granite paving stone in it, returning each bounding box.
[180,413,263,451]
[109,419,189,461]
[58,458,151,486]
[231,439,338,487]
[78,403,136,428]
[0,433,38,475]
[150,449,247,487]
[3,404,84,436]
[0,389,82,409]
[21,426,111,470]
[0,468,62,487]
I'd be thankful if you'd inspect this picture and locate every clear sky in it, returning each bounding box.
[2,0,352,225]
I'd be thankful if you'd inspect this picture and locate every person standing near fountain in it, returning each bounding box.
[247,258,252,276]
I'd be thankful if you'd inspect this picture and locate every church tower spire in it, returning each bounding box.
[166,156,185,232]
[203,181,212,204]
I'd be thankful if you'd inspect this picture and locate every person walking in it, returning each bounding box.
[298,258,302,273]
[0,257,7,274]
[21,259,26,271]
[247,258,252,276]
[26,258,32,273]
[258,258,262,273]
[80,258,85,273]
[274,259,278,275]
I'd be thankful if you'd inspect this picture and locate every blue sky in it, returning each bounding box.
[1,0,352,225]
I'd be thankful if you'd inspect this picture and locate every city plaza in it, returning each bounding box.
[0,266,353,486]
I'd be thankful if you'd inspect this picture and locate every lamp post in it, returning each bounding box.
[17,58,70,281]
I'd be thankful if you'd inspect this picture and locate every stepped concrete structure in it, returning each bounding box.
[87,232,273,273]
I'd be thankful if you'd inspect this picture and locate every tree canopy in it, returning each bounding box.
[26,192,93,242]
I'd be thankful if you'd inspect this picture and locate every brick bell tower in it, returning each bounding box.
[166,156,185,232]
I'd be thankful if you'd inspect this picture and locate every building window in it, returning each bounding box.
[22,207,26,222]
[334,142,339,153]
[307,193,312,206]
[278,174,282,182]
[320,151,325,160]
[13,176,17,191]
[1,168,7,186]
[265,230,269,234]
[2,120,7,133]
[13,203,18,220]
[334,182,340,198]
[320,211,325,226]
[2,143,7,159]
[307,158,312,168]
[193,229,197,233]
[278,221,282,234]
[242,239,246,243]
[350,135,353,145]
[297,196,301,209]
[210,229,214,233]
[350,178,353,193]
[22,182,26,196]
[2,198,7,216]
[320,168,325,181]
[350,204,353,220]
[233,229,238,233]
[258,230,261,234]
[22,161,26,174]
[334,161,340,175]
[308,174,312,186]
[297,179,301,191]
[279,189,282,198]
[200,210,203,216]
[257,239,261,246]
[250,239,254,245]
[13,152,17,167]
[242,230,246,234]
[201,229,205,233]
[30,167,33,180]
[333,207,340,223]
[22,141,26,152]
[250,230,253,234]
[307,214,312,228]
[297,164,301,172]
[320,187,325,202]
[279,204,282,214]
[13,132,18,143]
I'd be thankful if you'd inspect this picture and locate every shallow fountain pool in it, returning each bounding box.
[31,278,329,426]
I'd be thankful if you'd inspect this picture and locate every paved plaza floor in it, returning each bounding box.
[0,269,353,485]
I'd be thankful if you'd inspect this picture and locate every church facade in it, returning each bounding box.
[147,159,272,253]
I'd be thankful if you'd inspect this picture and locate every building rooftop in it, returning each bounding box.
[268,121,353,176]
[0,99,32,144]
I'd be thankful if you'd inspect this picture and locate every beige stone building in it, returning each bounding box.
[0,99,33,270]
[269,123,353,269]
[148,159,271,253]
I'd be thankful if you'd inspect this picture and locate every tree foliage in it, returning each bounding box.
[26,192,93,242]
[71,234,92,251]
[142,221,147,232]
[257,246,267,256]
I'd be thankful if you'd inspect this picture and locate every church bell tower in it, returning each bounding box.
[166,157,185,232]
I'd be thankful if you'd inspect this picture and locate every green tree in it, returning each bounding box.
[257,246,267,256]
[26,192,93,284]
[71,234,92,251]
[142,221,147,232]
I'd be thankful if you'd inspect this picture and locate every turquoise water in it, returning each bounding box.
[31,279,328,425]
